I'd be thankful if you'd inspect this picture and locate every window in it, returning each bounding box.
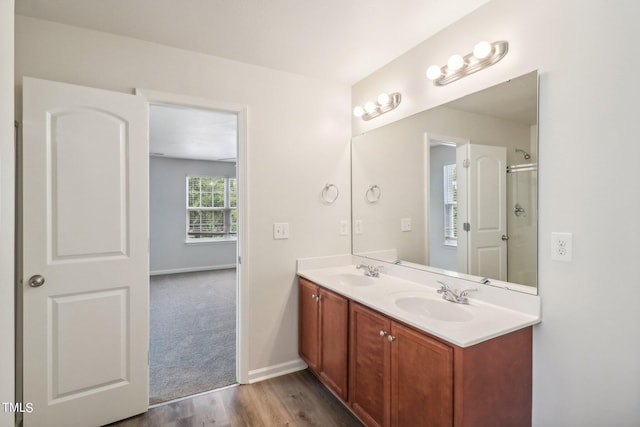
[187,176,237,241]
[443,163,458,246]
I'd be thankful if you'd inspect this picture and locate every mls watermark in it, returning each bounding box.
[2,402,34,413]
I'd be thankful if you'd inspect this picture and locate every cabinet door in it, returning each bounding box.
[349,303,391,427]
[299,278,320,371]
[391,322,453,427]
[318,288,349,401]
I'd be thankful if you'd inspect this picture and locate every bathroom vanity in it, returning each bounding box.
[297,261,540,427]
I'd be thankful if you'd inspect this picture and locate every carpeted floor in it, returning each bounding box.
[149,269,237,405]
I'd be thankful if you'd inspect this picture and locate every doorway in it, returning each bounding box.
[428,140,458,271]
[144,94,246,404]
[426,133,469,272]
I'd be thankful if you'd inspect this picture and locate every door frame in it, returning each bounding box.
[0,3,15,424]
[135,88,249,384]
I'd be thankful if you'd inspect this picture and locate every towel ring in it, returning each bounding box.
[321,183,339,204]
[366,185,381,203]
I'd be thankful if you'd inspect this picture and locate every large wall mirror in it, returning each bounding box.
[352,71,538,293]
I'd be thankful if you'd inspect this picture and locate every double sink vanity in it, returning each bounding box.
[297,71,542,426]
[297,256,541,427]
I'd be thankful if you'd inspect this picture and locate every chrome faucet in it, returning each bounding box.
[356,264,382,277]
[437,281,477,304]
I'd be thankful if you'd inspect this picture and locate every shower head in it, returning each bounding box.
[516,149,531,160]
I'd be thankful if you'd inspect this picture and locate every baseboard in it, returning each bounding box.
[150,264,236,276]
[247,359,308,384]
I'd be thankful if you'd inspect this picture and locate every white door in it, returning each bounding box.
[457,143,507,280]
[22,77,149,427]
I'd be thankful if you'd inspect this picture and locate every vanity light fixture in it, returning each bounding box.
[353,92,402,121]
[426,41,509,86]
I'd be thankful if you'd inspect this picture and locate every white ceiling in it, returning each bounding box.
[16,0,491,161]
[16,0,489,85]
[149,105,237,162]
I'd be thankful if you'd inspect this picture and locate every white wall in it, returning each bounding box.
[353,0,640,425]
[15,16,352,378]
[0,2,14,426]
[150,157,237,274]
[352,118,429,265]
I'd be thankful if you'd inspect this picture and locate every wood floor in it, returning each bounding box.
[106,370,363,427]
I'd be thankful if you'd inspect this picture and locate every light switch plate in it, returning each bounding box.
[401,218,412,232]
[354,219,363,235]
[273,223,289,240]
[339,220,349,236]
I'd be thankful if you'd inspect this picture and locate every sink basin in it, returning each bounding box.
[393,295,473,322]
[327,273,377,287]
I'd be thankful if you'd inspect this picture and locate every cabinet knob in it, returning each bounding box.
[379,330,388,337]
[387,335,396,342]
[311,294,320,302]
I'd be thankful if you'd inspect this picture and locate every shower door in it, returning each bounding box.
[506,164,537,287]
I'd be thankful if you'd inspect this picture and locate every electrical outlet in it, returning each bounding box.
[339,220,349,236]
[401,218,412,232]
[273,223,289,240]
[551,232,572,262]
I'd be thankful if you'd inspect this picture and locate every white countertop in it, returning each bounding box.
[297,260,541,348]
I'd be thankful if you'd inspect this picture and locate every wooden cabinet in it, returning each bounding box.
[298,278,349,401]
[349,302,391,426]
[391,321,453,427]
[451,326,532,427]
[350,302,453,427]
[299,278,320,371]
[299,278,533,427]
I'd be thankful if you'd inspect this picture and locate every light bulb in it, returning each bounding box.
[426,65,442,80]
[447,54,465,71]
[473,41,492,59]
[353,106,365,117]
[377,93,390,106]
[364,102,377,114]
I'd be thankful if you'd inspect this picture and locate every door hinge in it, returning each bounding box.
[463,159,470,168]
[238,255,242,264]
[463,222,471,231]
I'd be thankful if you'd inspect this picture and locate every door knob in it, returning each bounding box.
[501,235,509,241]
[28,275,45,288]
